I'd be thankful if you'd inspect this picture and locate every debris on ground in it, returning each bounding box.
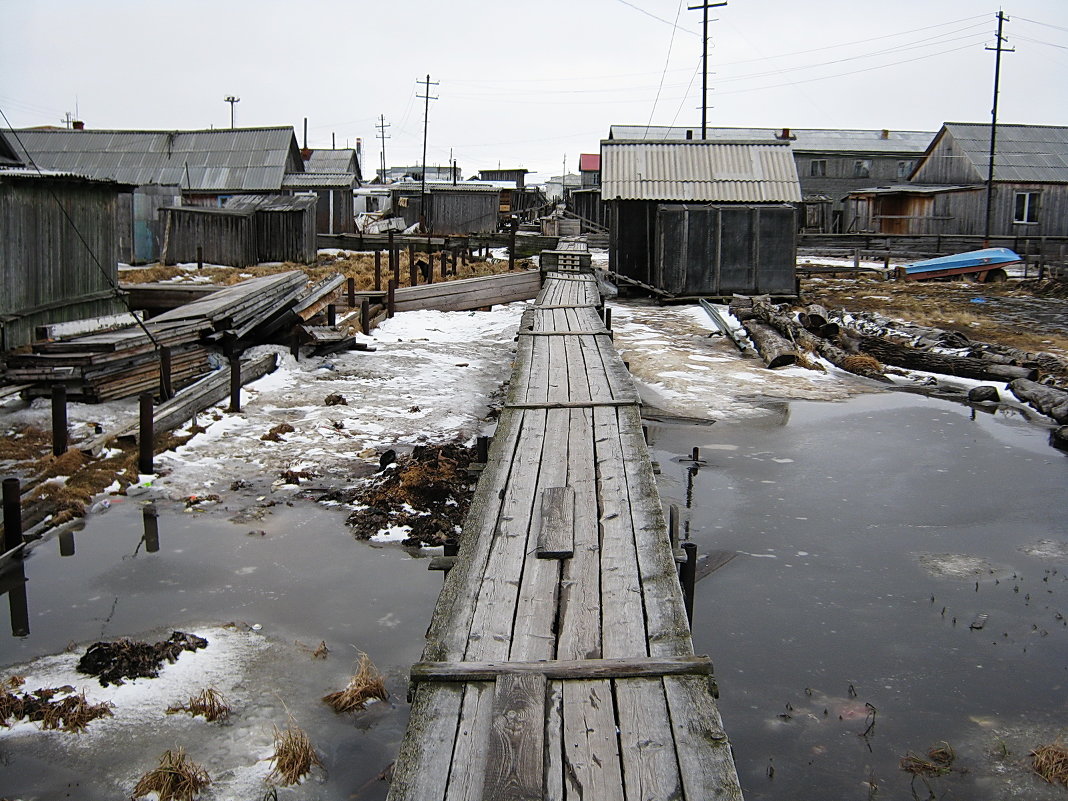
[900,742,957,776]
[262,422,296,441]
[166,687,233,723]
[1031,742,1068,786]
[267,723,324,786]
[324,393,348,406]
[131,747,211,801]
[77,631,209,686]
[324,441,475,546]
[0,677,114,732]
[322,653,389,713]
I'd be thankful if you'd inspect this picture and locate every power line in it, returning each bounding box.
[613,0,699,35]
[1013,15,1068,35]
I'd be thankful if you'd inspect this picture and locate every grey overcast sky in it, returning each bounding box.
[2,1,1067,176]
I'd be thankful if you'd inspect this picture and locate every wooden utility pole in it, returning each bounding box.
[688,0,726,138]
[417,75,439,229]
[376,114,391,183]
[984,10,1012,243]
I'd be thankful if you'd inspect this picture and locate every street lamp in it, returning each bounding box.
[224,96,240,129]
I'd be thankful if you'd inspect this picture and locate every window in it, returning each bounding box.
[853,159,871,178]
[1014,191,1040,224]
[810,160,827,177]
[896,160,915,180]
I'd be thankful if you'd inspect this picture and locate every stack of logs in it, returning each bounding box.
[727,296,1068,449]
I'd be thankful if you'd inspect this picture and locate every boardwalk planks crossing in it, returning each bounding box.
[388,265,743,800]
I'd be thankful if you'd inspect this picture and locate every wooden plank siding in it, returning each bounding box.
[388,268,742,801]
[0,174,126,351]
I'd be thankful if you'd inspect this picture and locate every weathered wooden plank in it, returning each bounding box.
[481,673,546,801]
[386,684,464,801]
[544,680,565,801]
[663,675,744,801]
[562,680,624,799]
[410,655,713,682]
[536,486,575,560]
[443,682,495,801]
[616,679,683,801]
[508,400,640,410]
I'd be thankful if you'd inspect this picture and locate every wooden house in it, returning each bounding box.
[845,123,1068,237]
[1,144,128,349]
[388,182,501,235]
[478,168,528,189]
[607,125,933,232]
[601,139,801,297]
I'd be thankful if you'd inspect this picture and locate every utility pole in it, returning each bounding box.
[224,95,240,129]
[417,74,439,227]
[984,10,1013,243]
[376,114,391,183]
[688,0,727,138]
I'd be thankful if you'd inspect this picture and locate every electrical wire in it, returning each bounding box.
[0,105,160,347]
[1013,15,1068,35]
[612,0,699,36]
[1014,34,1068,51]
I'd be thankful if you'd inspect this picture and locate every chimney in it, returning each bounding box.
[685,129,693,140]
[72,120,85,130]
[881,129,890,139]
[356,137,362,158]
[779,127,791,140]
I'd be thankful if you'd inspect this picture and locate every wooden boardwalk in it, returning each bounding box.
[388,268,743,800]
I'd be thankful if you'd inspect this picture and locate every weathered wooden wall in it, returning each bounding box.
[0,175,125,350]
[159,207,257,267]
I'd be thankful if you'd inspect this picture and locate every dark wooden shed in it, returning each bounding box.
[601,140,802,297]
[389,183,501,235]
[0,169,128,350]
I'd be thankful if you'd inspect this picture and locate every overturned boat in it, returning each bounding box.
[902,247,1021,282]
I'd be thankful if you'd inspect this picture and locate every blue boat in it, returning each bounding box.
[903,247,1020,282]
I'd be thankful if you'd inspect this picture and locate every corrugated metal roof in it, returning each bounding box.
[608,125,934,155]
[942,123,1068,183]
[305,149,357,173]
[283,172,356,188]
[225,193,317,212]
[850,183,975,195]
[0,166,134,188]
[9,127,302,191]
[601,140,801,202]
[390,181,501,193]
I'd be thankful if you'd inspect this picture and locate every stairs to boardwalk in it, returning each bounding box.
[388,265,743,801]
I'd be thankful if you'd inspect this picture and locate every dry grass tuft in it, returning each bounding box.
[794,352,827,372]
[267,724,324,786]
[167,688,233,722]
[842,354,884,374]
[132,747,211,800]
[0,684,113,732]
[1031,742,1068,786]
[296,640,330,659]
[322,654,389,714]
[900,742,955,776]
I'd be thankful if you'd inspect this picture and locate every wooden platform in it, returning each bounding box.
[388,269,742,800]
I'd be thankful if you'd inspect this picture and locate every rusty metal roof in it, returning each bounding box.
[940,123,1068,183]
[9,127,303,191]
[600,140,801,202]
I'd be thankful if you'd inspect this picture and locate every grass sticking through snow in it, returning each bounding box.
[1031,742,1068,786]
[131,747,211,800]
[322,653,389,714]
[267,723,324,786]
[166,688,233,722]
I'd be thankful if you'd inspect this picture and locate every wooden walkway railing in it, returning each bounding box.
[388,266,743,800]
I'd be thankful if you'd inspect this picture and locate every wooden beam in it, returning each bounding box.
[509,400,640,410]
[410,655,713,683]
[482,673,546,801]
[536,486,575,559]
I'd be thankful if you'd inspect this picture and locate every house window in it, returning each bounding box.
[896,160,915,180]
[853,159,871,178]
[810,160,827,177]
[1014,191,1040,224]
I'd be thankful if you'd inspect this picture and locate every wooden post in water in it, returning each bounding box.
[604,307,612,331]
[2,478,23,553]
[327,303,337,327]
[668,504,680,555]
[138,392,154,475]
[159,346,173,401]
[476,435,490,464]
[373,252,382,292]
[348,276,356,307]
[387,279,396,318]
[58,529,75,556]
[143,503,160,553]
[681,542,698,624]
[51,385,68,456]
[361,299,370,335]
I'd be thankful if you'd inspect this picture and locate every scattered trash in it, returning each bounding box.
[267,723,324,786]
[77,631,209,686]
[131,747,211,800]
[166,688,233,723]
[970,297,987,303]
[261,422,295,442]
[88,499,111,514]
[322,653,389,713]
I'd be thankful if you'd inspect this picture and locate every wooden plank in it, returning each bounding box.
[516,330,608,337]
[663,675,743,801]
[410,655,713,682]
[386,684,464,801]
[616,679,683,801]
[481,674,546,801]
[562,680,624,798]
[443,682,496,801]
[508,400,640,410]
[536,488,575,560]
[544,680,565,801]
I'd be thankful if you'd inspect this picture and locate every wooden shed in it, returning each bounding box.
[0,169,128,350]
[159,194,316,268]
[601,139,801,296]
[389,182,501,234]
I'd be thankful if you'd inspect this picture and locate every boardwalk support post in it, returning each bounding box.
[682,541,698,624]
[3,477,23,553]
[138,392,154,475]
[51,385,68,456]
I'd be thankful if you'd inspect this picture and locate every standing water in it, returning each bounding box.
[652,391,1068,800]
